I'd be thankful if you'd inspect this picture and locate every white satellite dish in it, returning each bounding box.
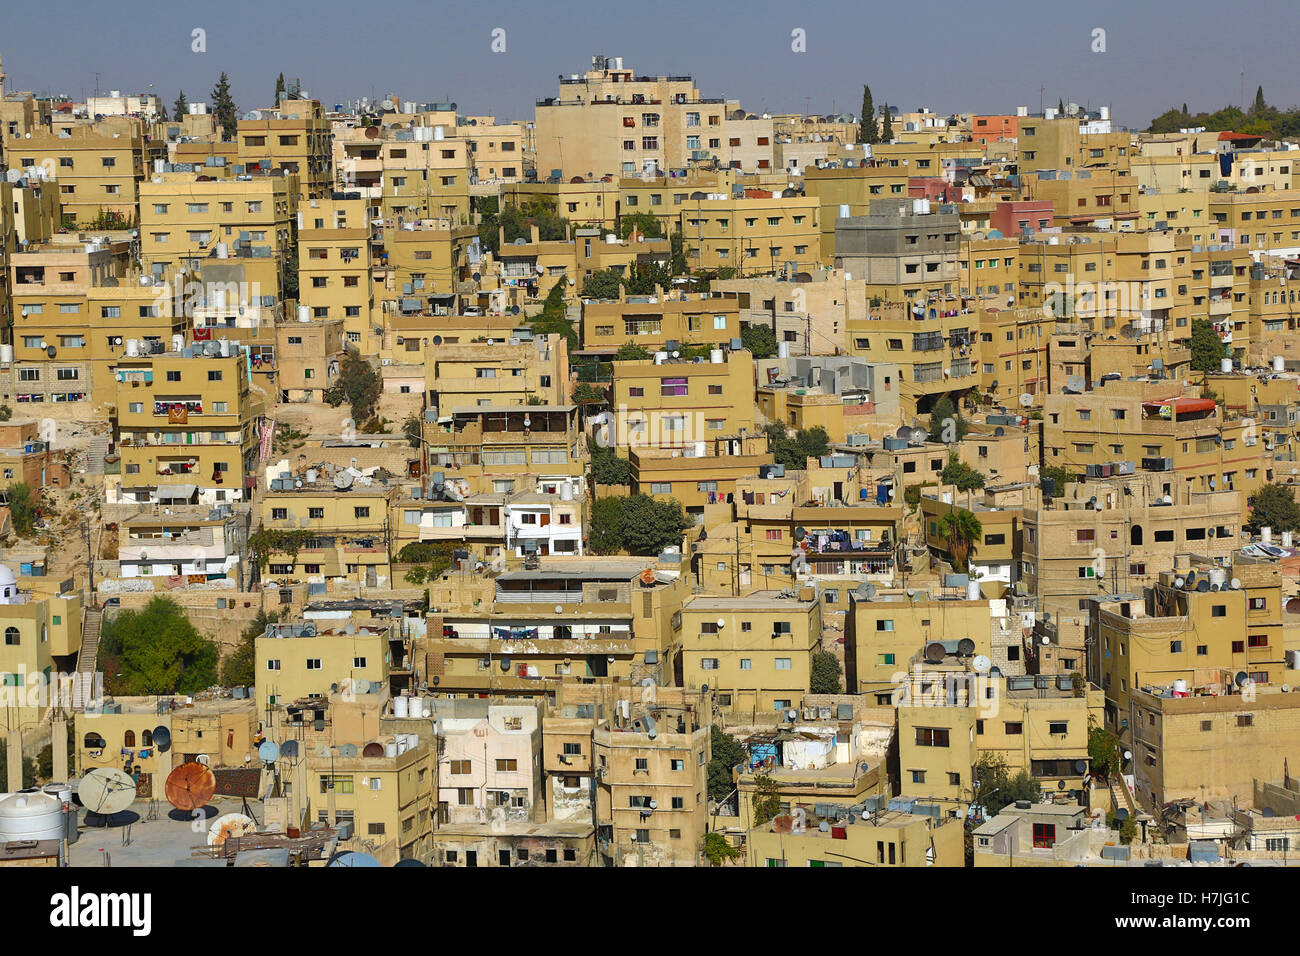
[1019,393,1033,408]
[1230,578,1242,590]
[208,812,257,847]
[716,618,726,628]
[78,768,137,815]
[971,654,992,674]
[1041,635,1051,645]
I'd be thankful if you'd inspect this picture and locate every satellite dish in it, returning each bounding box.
[793,527,808,541]
[280,740,299,758]
[924,642,946,663]
[1235,671,1250,687]
[328,851,382,867]
[1074,759,1088,775]
[1041,635,1051,645]
[1065,375,1085,393]
[165,762,216,811]
[1115,807,1129,821]
[957,638,976,657]
[1019,393,1033,408]
[334,471,354,490]
[500,658,511,671]
[971,654,992,674]
[355,678,371,694]
[258,740,280,763]
[208,812,257,847]
[1122,750,1132,761]
[1230,578,1242,589]
[381,99,396,111]
[196,754,210,766]
[152,725,172,752]
[786,709,798,721]
[363,742,385,757]
[337,743,359,758]
[79,768,137,815]
[1174,577,1185,589]
[394,858,427,868]
[716,617,726,628]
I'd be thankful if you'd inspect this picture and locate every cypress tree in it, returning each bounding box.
[858,85,878,144]
[880,104,893,143]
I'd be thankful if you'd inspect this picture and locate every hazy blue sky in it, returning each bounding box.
[3,0,1298,129]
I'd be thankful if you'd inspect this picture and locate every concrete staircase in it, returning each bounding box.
[71,607,103,709]
[85,434,111,475]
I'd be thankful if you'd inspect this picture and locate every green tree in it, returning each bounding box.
[1039,464,1079,497]
[1119,817,1138,845]
[325,347,382,424]
[619,494,689,555]
[928,395,968,442]
[810,651,842,694]
[211,72,239,140]
[589,496,625,554]
[622,259,672,296]
[752,773,782,825]
[529,283,578,351]
[1058,97,1065,114]
[880,103,893,142]
[587,437,631,485]
[172,90,188,123]
[708,725,746,805]
[221,609,278,687]
[938,508,982,571]
[6,482,40,536]
[1189,318,1228,373]
[1246,483,1300,534]
[669,229,688,276]
[281,234,299,299]
[613,342,651,362]
[703,831,740,866]
[858,85,878,144]
[99,598,218,695]
[275,72,286,104]
[741,324,777,359]
[402,413,422,448]
[973,753,1040,815]
[581,268,622,300]
[1252,85,1266,114]
[571,382,608,407]
[941,453,986,492]
[619,212,665,239]
[766,424,831,470]
[1088,720,1122,778]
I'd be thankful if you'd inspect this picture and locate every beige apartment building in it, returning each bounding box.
[236,97,333,199]
[678,591,822,716]
[593,696,710,866]
[607,349,756,451]
[423,334,568,414]
[297,194,375,348]
[11,122,145,223]
[422,404,585,497]
[110,345,260,506]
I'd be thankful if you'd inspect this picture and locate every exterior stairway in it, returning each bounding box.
[71,607,103,709]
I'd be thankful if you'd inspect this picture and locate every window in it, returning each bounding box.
[1032,823,1056,849]
[495,759,518,772]
[354,507,370,518]
[306,659,322,670]
[915,727,950,747]
[1004,722,1023,735]
[449,760,471,774]
[774,658,792,670]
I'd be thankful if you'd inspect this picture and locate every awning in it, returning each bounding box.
[157,484,198,500]
[1142,397,1216,419]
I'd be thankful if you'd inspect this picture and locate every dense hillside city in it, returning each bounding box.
[0,44,1299,886]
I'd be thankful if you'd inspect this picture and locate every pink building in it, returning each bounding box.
[990,200,1055,237]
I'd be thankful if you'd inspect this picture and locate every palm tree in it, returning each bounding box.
[938,508,982,572]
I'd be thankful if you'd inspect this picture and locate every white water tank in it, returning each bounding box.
[1285,531,1294,549]
[966,579,981,601]
[0,345,13,364]
[384,741,398,758]
[0,790,65,842]
[298,305,310,323]
[1262,526,1273,543]
[433,126,445,141]
[560,482,574,501]
[1275,356,1286,372]
[215,242,229,259]
[709,348,723,364]
[393,696,409,718]
[1209,568,1227,589]
[653,351,668,364]
[212,288,227,310]
[172,333,184,352]
[838,203,851,219]
[777,341,790,358]
[125,339,140,357]
[1221,358,1233,373]
[1173,679,1188,695]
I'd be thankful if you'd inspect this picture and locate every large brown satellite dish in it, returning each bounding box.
[165,761,217,811]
